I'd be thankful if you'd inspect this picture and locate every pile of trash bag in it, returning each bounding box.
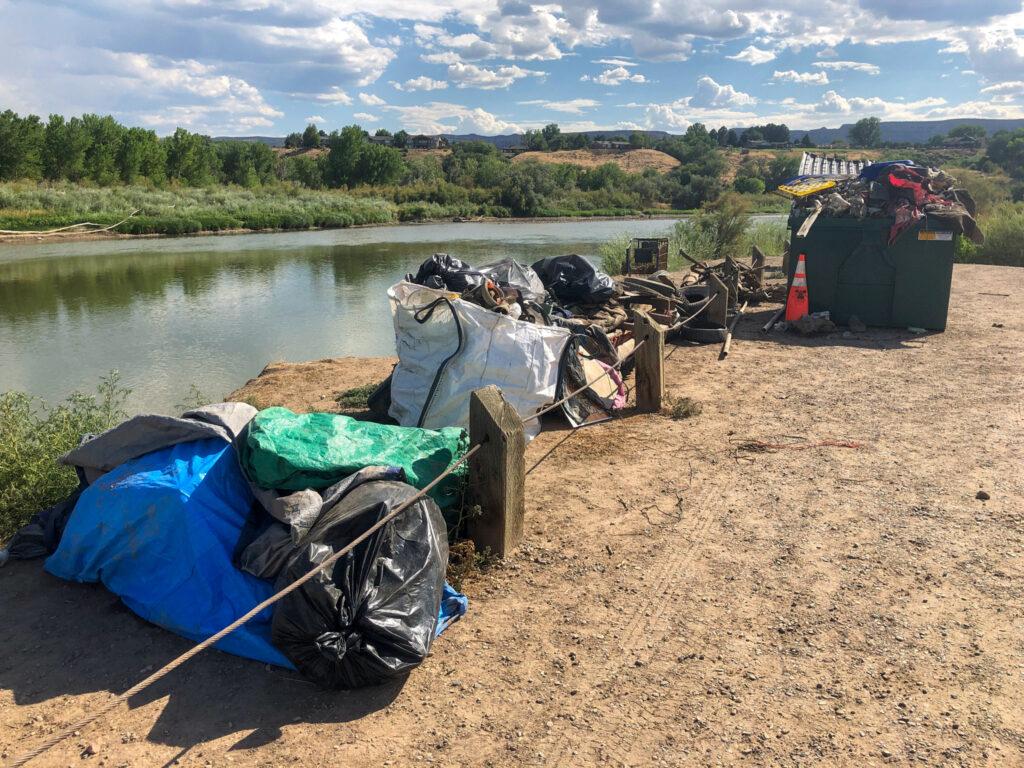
[395,253,629,432]
[782,161,984,245]
[4,403,469,689]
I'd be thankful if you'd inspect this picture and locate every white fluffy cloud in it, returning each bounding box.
[773,70,830,85]
[689,76,756,109]
[303,115,326,124]
[391,76,449,92]
[963,28,1024,84]
[581,66,647,86]
[446,62,546,89]
[814,61,882,75]
[353,112,379,121]
[519,98,601,114]
[380,101,522,134]
[727,46,776,65]
[358,92,387,106]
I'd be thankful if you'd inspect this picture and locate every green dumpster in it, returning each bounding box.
[787,212,955,331]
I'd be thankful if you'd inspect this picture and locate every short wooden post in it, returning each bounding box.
[467,386,525,558]
[751,245,766,290]
[633,310,665,413]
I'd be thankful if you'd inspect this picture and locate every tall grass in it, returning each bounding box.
[1,373,130,542]
[599,199,788,275]
[0,182,398,234]
[956,203,1024,267]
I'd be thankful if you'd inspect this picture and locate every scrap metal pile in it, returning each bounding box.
[780,160,984,245]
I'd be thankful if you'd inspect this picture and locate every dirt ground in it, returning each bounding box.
[513,149,681,174]
[2,263,1023,767]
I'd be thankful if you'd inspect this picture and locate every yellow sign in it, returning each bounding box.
[918,231,954,241]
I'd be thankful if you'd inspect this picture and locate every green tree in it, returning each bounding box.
[733,176,765,194]
[323,125,367,187]
[567,132,591,149]
[985,129,1024,179]
[284,154,324,188]
[0,110,45,180]
[629,131,651,149]
[302,123,321,149]
[165,128,220,185]
[374,128,392,137]
[800,133,814,148]
[392,129,410,149]
[117,127,165,184]
[849,117,882,148]
[355,143,405,185]
[284,132,303,149]
[218,141,276,186]
[43,114,89,181]
[726,129,739,147]
[81,114,124,185]
[523,129,547,151]
[947,124,986,142]
[541,123,563,151]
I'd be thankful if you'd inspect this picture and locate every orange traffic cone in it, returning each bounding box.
[785,252,810,321]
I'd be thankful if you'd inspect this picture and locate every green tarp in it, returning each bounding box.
[239,408,468,508]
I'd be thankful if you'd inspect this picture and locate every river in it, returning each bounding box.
[1,218,702,414]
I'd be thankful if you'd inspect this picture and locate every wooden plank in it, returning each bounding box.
[633,310,665,413]
[467,386,526,559]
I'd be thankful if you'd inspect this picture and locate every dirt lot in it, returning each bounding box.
[513,149,680,174]
[2,264,1022,767]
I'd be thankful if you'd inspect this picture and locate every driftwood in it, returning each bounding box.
[0,210,139,237]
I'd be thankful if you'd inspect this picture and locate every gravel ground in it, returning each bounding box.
[1,263,1021,767]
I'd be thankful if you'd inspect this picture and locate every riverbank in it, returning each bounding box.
[3,263,1020,765]
[0,181,789,244]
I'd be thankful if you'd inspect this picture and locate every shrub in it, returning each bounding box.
[961,203,1024,267]
[733,176,765,195]
[1,373,129,542]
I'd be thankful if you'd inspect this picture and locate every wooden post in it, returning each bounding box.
[467,386,525,559]
[751,245,766,290]
[633,310,665,413]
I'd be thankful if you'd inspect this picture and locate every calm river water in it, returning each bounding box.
[1,218,696,413]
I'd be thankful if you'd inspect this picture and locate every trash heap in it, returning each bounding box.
[5,403,469,688]
[780,160,984,245]
[389,253,632,432]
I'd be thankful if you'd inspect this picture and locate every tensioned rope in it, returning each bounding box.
[10,334,653,767]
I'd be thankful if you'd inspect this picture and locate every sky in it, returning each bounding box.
[1,0,1023,136]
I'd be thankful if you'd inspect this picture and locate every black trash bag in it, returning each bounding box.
[271,479,448,689]
[406,253,486,293]
[531,254,616,304]
[4,473,87,560]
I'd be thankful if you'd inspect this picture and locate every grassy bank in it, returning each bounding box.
[0,182,791,237]
[0,182,399,235]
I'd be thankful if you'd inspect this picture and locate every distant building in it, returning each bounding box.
[941,136,983,149]
[368,135,393,146]
[592,140,631,150]
[409,135,449,150]
[743,139,792,149]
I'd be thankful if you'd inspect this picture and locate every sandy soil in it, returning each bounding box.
[2,263,1023,767]
[513,149,681,174]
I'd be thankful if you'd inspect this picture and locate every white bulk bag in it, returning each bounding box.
[388,281,570,439]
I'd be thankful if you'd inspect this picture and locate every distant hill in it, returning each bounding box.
[216,119,1024,148]
[792,119,1024,145]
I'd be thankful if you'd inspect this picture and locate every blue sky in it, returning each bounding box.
[1,0,1022,136]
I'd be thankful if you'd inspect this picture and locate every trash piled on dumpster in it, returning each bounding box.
[4,403,469,688]
[781,160,984,246]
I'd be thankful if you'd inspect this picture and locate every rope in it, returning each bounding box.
[0,210,139,238]
[11,327,657,766]
[9,443,480,768]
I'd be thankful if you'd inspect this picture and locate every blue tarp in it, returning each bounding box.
[45,438,466,668]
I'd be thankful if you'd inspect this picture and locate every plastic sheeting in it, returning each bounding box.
[239,407,468,508]
[43,439,468,668]
[387,281,571,439]
[478,258,547,302]
[272,479,448,689]
[45,439,294,667]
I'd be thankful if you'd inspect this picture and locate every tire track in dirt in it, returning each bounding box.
[542,467,717,766]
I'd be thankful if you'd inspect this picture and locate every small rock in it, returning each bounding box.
[81,744,98,758]
[992,323,1004,328]
[976,490,990,501]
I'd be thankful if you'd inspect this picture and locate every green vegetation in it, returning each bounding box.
[599,194,789,274]
[957,203,1024,267]
[0,373,129,542]
[0,182,397,234]
[336,383,378,409]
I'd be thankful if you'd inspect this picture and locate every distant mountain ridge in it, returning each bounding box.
[216,118,1024,147]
